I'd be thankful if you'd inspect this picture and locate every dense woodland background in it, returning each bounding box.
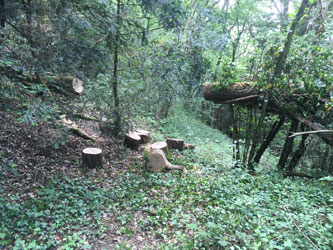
[0,0,333,249]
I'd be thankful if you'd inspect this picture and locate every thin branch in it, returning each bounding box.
[289,130,333,138]
[220,95,259,104]
[283,205,320,250]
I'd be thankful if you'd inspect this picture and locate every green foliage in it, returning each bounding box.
[1,111,332,249]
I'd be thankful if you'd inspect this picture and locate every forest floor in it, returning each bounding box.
[1,99,333,250]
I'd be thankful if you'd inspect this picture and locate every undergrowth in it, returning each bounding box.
[1,108,332,249]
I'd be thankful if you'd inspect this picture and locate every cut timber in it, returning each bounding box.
[135,129,150,144]
[166,138,184,151]
[82,148,103,168]
[151,141,168,155]
[124,131,141,150]
[148,149,184,172]
[59,115,96,141]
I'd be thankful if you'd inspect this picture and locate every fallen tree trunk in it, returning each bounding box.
[203,82,333,147]
[203,82,259,106]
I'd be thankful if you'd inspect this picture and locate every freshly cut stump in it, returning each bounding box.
[82,148,102,168]
[151,141,168,155]
[135,129,150,144]
[148,149,168,172]
[124,131,141,149]
[166,138,184,151]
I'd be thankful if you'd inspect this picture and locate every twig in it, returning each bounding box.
[283,205,320,250]
[289,130,333,138]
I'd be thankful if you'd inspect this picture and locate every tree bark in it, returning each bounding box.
[278,119,299,170]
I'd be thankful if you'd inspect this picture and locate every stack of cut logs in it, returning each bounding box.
[124,130,195,172]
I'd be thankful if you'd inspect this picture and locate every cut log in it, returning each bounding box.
[166,138,184,151]
[59,115,96,141]
[124,131,141,150]
[135,129,150,144]
[82,148,103,168]
[147,149,183,172]
[151,141,168,155]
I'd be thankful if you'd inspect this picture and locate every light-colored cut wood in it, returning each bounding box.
[134,129,150,144]
[151,141,168,155]
[147,149,184,172]
[82,147,102,168]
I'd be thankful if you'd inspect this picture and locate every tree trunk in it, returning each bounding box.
[0,0,5,30]
[273,0,310,78]
[250,115,285,168]
[286,126,309,173]
[278,119,299,170]
[111,0,121,135]
[231,105,240,167]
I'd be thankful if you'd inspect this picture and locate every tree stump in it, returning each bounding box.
[135,129,150,144]
[82,148,103,168]
[166,138,184,151]
[147,149,184,172]
[124,131,141,150]
[151,141,168,155]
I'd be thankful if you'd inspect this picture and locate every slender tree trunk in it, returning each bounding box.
[274,0,311,77]
[286,126,309,173]
[250,115,285,167]
[111,0,121,134]
[278,119,299,170]
[231,105,240,167]
[0,0,5,29]
[242,109,253,165]
[247,0,311,171]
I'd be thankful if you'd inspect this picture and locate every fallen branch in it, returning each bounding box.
[284,172,314,179]
[289,130,333,138]
[283,205,320,250]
